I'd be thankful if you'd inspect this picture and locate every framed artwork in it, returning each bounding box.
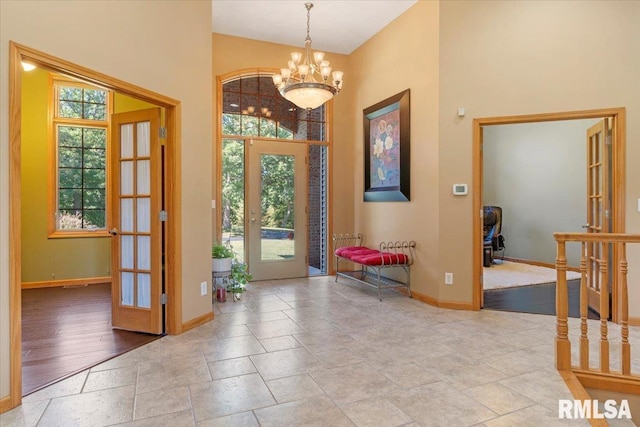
[363,89,410,202]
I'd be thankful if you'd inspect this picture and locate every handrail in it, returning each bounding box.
[554,232,640,243]
[554,232,638,389]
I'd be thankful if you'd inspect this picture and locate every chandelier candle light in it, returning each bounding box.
[272,3,344,110]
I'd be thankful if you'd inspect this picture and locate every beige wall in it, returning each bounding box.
[439,0,640,308]
[348,1,441,299]
[211,34,353,243]
[1,0,213,400]
[3,0,639,408]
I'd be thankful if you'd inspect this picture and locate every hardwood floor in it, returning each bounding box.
[22,283,160,396]
[483,279,599,319]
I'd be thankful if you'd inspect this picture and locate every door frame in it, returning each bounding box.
[472,108,626,319]
[7,42,183,409]
[215,69,334,275]
[246,139,308,280]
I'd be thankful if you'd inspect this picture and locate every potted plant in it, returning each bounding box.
[227,259,252,301]
[212,242,234,272]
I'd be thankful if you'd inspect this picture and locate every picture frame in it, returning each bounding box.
[363,89,410,202]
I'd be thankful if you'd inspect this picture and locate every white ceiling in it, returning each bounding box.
[212,0,418,55]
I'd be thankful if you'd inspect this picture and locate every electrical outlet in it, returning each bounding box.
[445,272,454,285]
[200,281,208,296]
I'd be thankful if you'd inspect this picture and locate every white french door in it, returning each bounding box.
[109,108,163,334]
[247,139,308,280]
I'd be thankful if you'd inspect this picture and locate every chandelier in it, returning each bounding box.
[271,3,344,110]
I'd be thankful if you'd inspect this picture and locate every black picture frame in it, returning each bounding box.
[363,89,410,202]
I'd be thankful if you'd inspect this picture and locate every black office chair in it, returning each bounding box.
[483,206,505,266]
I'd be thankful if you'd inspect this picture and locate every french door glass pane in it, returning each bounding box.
[121,272,134,306]
[137,236,150,270]
[137,122,150,157]
[121,124,134,158]
[137,160,150,195]
[121,161,134,195]
[137,198,151,233]
[121,235,134,269]
[121,198,134,232]
[260,153,294,261]
[137,273,151,308]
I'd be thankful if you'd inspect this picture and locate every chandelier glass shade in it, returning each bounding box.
[272,3,343,110]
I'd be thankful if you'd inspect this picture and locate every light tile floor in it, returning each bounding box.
[3,276,637,426]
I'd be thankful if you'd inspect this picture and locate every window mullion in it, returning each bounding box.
[50,79,109,235]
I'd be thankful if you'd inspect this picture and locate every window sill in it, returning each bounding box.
[48,230,110,239]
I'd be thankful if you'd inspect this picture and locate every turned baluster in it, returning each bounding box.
[599,243,610,373]
[555,239,571,370]
[620,243,630,375]
[579,242,589,369]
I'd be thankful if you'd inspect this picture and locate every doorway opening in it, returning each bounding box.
[8,42,182,409]
[217,71,331,279]
[472,108,626,321]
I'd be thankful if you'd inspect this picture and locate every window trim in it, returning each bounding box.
[216,69,333,252]
[48,75,114,238]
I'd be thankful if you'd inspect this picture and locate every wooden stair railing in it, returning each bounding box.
[555,232,640,394]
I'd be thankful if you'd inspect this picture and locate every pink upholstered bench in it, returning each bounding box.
[332,233,415,301]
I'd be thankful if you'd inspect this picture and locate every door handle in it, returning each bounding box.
[109,228,119,236]
[581,223,590,229]
[251,218,256,223]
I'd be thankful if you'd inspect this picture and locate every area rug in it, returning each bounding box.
[483,260,581,290]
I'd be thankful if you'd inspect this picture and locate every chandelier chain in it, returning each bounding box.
[306,3,312,43]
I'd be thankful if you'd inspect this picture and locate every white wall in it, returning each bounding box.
[0,0,213,401]
[483,119,597,266]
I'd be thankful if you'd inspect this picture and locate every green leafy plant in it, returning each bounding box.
[227,259,252,300]
[229,261,252,287]
[212,242,234,259]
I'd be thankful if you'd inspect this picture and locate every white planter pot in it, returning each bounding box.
[212,257,232,272]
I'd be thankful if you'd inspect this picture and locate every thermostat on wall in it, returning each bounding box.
[452,184,468,195]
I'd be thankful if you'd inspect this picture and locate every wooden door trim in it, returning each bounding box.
[7,42,183,411]
[472,108,626,315]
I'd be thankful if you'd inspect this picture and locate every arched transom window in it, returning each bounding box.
[221,74,327,142]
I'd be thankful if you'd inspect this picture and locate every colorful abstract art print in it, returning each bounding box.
[363,89,410,202]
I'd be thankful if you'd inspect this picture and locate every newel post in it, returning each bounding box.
[555,235,571,370]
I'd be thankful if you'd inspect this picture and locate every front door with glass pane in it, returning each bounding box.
[110,108,163,334]
[247,140,307,280]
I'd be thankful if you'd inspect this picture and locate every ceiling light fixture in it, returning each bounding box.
[272,3,343,110]
[21,61,36,72]
[241,105,273,118]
